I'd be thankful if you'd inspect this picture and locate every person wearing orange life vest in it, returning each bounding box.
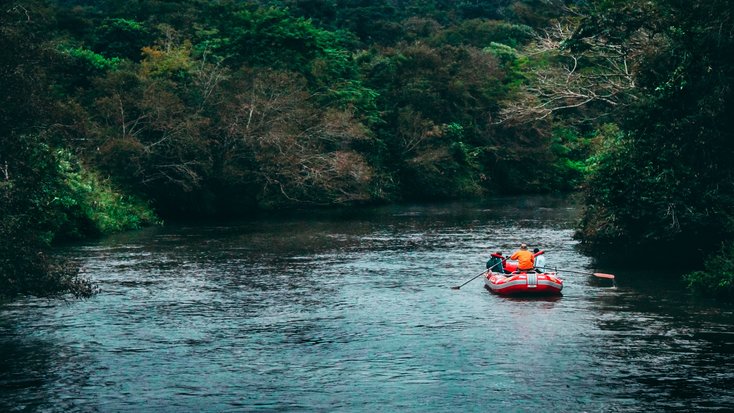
[510,243,534,272]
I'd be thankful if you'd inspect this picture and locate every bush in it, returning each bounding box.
[64,46,121,71]
[684,243,734,298]
[0,141,158,298]
[0,136,93,298]
[51,150,160,241]
[435,19,535,48]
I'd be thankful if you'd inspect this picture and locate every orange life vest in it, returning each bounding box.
[510,249,535,270]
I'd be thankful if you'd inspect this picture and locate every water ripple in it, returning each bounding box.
[2,197,733,412]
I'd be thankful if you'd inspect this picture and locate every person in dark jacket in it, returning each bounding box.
[486,252,508,273]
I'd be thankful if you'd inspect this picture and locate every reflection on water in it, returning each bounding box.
[1,196,733,412]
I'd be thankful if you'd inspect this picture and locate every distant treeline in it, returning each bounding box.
[1,0,732,298]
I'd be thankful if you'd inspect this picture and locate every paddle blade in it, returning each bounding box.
[451,286,461,290]
[593,272,615,279]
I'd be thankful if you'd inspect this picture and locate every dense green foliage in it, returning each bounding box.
[2,0,732,298]
[684,242,734,298]
[7,0,581,217]
[572,0,734,296]
[52,149,159,240]
[581,1,734,249]
[1,4,157,297]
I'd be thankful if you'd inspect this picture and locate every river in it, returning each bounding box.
[1,196,733,412]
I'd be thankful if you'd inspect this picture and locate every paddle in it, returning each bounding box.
[451,261,502,290]
[538,267,615,279]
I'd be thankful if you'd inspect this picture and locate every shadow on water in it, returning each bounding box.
[0,332,53,408]
[0,304,96,413]
[494,294,564,303]
[587,267,734,411]
[483,287,564,302]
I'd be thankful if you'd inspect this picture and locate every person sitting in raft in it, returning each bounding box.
[510,243,535,272]
[533,248,546,273]
[486,252,507,273]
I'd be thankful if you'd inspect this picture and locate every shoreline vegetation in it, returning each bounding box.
[1,0,732,299]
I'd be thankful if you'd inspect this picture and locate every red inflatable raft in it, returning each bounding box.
[485,270,563,296]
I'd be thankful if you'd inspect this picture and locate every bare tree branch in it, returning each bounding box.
[499,21,639,124]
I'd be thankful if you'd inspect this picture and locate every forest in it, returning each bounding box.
[1,0,732,298]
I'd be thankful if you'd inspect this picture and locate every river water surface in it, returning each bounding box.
[1,196,733,412]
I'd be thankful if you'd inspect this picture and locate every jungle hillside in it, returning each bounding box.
[1,0,733,298]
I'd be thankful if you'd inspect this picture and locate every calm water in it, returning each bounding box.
[2,196,733,412]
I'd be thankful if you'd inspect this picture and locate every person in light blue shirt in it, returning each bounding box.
[533,248,547,272]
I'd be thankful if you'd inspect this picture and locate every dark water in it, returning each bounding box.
[2,196,733,412]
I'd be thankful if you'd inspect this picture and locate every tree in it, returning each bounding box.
[0,4,92,297]
[574,0,734,267]
[217,69,376,207]
[88,36,220,215]
[498,20,638,125]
